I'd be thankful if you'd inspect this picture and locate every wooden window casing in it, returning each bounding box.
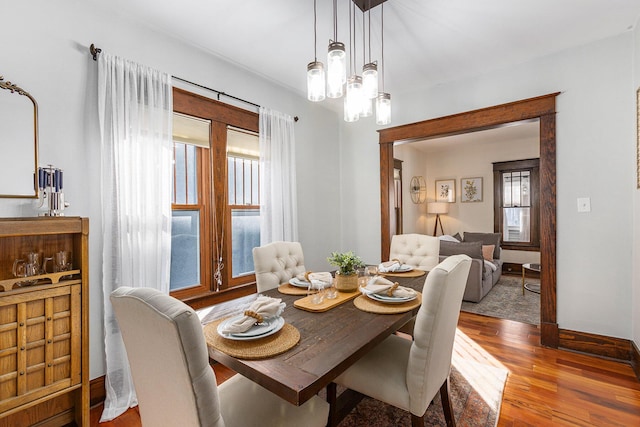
[171,88,259,308]
[493,158,540,251]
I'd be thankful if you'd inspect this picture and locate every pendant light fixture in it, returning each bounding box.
[307,0,325,102]
[306,0,392,125]
[327,0,346,98]
[376,1,391,125]
[362,1,378,100]
[345,0,362,122]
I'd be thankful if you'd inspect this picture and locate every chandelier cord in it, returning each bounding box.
[381,2,385,92]
[313,0,318,61]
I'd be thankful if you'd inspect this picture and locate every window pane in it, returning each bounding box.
[174,144,186,204]
[186,144,197,203]
[228,157,236,205]
[521,171,530,206]
[503,173,512,207]
[502,207,530,242]
[251,160,260,205]
[170,210,201,290]
[231,209,260,277]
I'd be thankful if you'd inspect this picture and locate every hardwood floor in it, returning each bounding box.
[89,312,640,426]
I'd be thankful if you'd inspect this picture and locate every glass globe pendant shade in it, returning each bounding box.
[327,42,346,98]
[362,62,378,99]
[360,96,373,117]
[307,61,326,102]
[376,92,391,125]
[344,75,363,122]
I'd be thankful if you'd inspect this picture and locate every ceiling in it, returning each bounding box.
[89,0,640,99]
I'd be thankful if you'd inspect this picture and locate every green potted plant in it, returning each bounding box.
[327,251,365,292]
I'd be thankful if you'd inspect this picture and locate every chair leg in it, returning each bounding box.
[326,382,337,427]
[440,377,456,427]
[411,412,425,427]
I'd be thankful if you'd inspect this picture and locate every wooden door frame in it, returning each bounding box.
[379,93,559,347]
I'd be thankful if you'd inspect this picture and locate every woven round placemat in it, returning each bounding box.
[353,292,422,314]
[380,269,426,278]
[203,318,300,360]
[277,283,309,295]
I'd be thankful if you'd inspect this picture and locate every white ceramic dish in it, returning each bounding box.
[288,278,310,288]
[366,292,416,304]
[217,316,285,340]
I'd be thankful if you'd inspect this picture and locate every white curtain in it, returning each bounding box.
[97,53,173,421]
[259,107,298,243]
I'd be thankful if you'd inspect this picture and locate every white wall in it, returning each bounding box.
[0,0,341,379]
[632,17,640,351]
[341,32,636,340]
[393,144,429,234]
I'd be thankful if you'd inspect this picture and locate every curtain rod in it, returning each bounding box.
[89,44,298,122]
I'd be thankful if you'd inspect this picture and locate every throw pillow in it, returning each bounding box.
[439,241,483,260]
[482,245,495,261]
[438,234,460,243]
[452,232,462,242]
[463,232,501,259]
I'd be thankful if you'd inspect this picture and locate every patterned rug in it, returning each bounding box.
[335,334,508,427]
[461,275,540,325]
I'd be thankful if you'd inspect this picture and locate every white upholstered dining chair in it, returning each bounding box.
[389,233,440,271]
[328,254,472,427]
[252,241,306,292]
[110,286,329,427]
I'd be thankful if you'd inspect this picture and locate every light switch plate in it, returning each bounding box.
[577,197,591,213]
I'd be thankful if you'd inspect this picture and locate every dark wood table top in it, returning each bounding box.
[202,273,427,406]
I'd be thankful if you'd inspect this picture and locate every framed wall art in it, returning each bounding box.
[435,179,455,203]
[461,177,483,202]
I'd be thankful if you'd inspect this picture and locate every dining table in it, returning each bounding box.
[200,271,428,408]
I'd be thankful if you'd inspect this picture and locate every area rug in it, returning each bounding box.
[334,338,508,427]
[461,275,540,325]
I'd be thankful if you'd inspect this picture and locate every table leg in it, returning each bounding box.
[522,268,525,295]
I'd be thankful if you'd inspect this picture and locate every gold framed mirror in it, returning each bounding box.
[0,75,38,198]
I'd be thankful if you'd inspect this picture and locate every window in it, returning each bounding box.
[170,88,259,304]
[493,159,540,250]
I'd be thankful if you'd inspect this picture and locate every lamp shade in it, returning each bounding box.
[307,61,325,102]
[427,202,449,215]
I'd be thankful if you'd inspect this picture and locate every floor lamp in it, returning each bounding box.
[428,202,449,236]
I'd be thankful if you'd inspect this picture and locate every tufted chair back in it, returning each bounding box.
[252,241,306,292]
[389,233,440,271]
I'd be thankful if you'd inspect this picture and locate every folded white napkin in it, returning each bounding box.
[361,276,417,298]
[295,272,310,282]
[302,271,333,289]
[378,259,402,273]
[220,296,286,334]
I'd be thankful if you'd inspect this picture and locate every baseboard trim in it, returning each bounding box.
[631,341,640,381]
[559,328,631,361]
[90,375,106,408]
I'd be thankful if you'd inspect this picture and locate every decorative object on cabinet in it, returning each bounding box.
[409,176,426,204]
[0,75,39,198]
[461,177,483,203]
[37,165,71,216]
[0,217,89,427]
[435,179,455,203]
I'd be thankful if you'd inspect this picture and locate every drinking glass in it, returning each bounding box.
[308,281,325,305]
[325,277,338,299]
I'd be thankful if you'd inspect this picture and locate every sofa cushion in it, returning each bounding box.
[439,241,483,260]
[481,245,495,261]
[463,232,501,259]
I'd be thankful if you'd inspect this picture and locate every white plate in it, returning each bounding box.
[217,316,285,340]
[380,264,413,273]
[288,278,310,288]
[367,292,416,304]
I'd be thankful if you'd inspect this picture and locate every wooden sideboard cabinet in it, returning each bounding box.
[0,217,88,427]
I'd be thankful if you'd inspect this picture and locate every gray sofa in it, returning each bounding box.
[439,232,502,302]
